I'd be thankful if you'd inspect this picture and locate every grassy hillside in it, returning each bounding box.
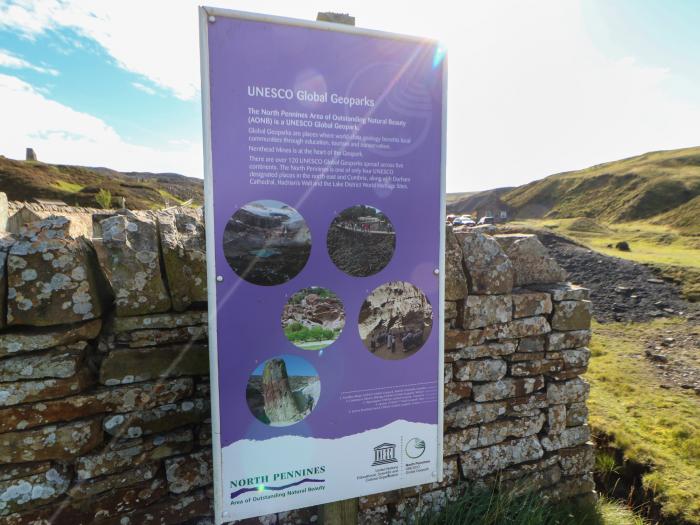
[449,147,700,233]
[0,156,203,209]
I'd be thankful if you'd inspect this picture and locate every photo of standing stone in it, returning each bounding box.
[223,200,311,286]
[326,205,395,277]
[281,287,345,350]
[245,355,321,427]
[358,281,433,360]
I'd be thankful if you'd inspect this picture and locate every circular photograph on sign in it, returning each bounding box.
[358,281,433,360]
[223,200,311,286]
[326,205,395,277]
[281,287,345,351]
[245,355,320,427]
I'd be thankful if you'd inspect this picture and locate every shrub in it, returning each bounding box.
[95,188,112,209]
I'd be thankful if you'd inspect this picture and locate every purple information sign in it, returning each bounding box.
[200,8,446,522]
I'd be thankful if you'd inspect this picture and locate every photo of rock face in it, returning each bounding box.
[245,355,321,427]
[327,205,395,277]
[223,200,311,286]
[281,287,345,350]
[358,281,433,361]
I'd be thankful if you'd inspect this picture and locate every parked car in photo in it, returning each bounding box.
[477,216,495,225]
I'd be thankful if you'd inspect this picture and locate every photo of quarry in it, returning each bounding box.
[282,287,345,350]
[327,204,395,277]
[223,199,311,285]
[358,281,433,360]
[245,355,321,427]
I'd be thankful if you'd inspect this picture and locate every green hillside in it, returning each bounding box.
[0,156,203,209]
[450,147,700,233]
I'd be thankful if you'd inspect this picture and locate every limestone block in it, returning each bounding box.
[93,211,171,316]
[547,378,590,405]
[472,376,545,402]
[0,419,102,463]
[548,404,567,434]
[0,378,193,432]
[0,345,85,382]
[444,301,458,321]
[157,208,207,312]
[448,342,516,362]
[102,398,209,438]
[518,336,546,353]
[0,465,70,516]
[6,217,103,326]
[99,343,209,385]
[512,290,552,318]
[0,235,15,329]
[458,231,513,294]
[445,225,468,300]
[505,393,549,417]
[483,316,551,340]
[529,282,590,302]
[444,400,507,428]
[464,294,512,329]
[494,234,568,286]
[444,380,472,405]
[75,428,193,480]
[547,330,591,351]
[165,449,212,494]
[566,402,589,427]
[510,358,563,377]
[546,474,596,501]
[445,329,485,351]
[0,319,101,358]
[560,347,591,369]
[68,462,160,499]
[112,311,208,333]
[559,443,595,476]
[0,462,53,483]
[0,192,7,232]
[454,359,507,382]
[461,435,544,479]
[540,425,591,451]
[551,300,592,331]
[116,325,208,348]
[476,412,546,448]
[0,369,94,408]
[443,427,479,455]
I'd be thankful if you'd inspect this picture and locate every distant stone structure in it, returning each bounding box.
[0,208,593,523]
[316,12,355,25]
[25,148,37,161]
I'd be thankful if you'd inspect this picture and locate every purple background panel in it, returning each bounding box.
[207,17,444,447]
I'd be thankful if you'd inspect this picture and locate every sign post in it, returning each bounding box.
[200,7,447,523]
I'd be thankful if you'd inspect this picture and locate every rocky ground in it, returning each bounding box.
[525,228,700,394]
[534,231,699,324]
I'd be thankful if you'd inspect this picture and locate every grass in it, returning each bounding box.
[586,320,700,523]
[284,322,338,344]
[512,217,700,301]
[52,180,84,193]
[411,483,646,525]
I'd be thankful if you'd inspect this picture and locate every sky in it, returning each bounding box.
[0,0,698,192]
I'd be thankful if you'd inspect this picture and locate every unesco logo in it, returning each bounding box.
[372,443,398,466]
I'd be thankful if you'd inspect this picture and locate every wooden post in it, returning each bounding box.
[317,13,358,523]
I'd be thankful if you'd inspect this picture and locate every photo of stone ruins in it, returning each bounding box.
[245,356,321,426]
[223,200,311,285]
[282,287,345,350]
[326,205,395,277]
[358,281,433,360]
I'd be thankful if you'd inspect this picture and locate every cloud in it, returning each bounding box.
[0,0,200,100]
[0,48,59,75]
[131,81,157,95]
[0,73,202,177]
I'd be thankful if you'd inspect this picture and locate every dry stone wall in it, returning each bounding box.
[0,202,593,525]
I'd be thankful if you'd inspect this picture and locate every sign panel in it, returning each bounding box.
[200,8,446,522]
